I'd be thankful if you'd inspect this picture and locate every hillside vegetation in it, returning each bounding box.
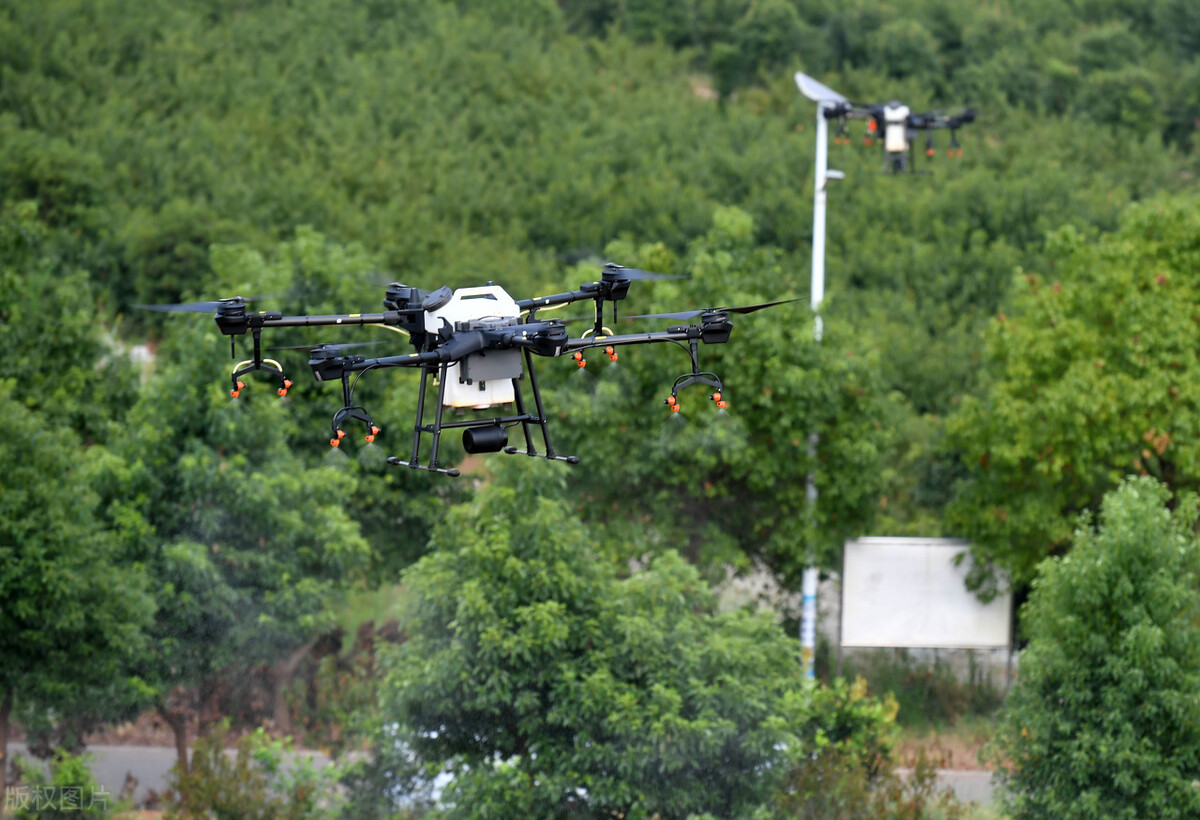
[3,0,1200,812]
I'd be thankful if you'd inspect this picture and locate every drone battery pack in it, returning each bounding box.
[425,285,522,408]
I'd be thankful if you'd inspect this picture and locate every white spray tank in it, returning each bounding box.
[424,285,522,409]
[884,101,910,154]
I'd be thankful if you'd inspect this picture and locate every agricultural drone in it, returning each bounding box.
[796,72,975,174]
[141,264,798,476]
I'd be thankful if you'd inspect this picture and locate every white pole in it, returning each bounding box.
[794,72,847,680]
[811,100,828,336]
[800,100,829,680]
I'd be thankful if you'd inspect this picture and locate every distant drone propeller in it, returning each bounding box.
[626,297,804,322]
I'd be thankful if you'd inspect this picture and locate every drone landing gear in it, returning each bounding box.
[502,447,581,465]
[503,350,579,465]
[388,353,579,478]
[385,456,461,477]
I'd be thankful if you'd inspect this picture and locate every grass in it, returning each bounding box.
[895,714,1002,770]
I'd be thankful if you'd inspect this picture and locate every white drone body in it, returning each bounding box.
[423,285,522,408]
[883,101,911,155]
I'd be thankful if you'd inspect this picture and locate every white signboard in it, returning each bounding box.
[841,537,1011,649]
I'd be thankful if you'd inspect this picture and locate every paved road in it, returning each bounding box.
[9,744,995,807]
[7,743,332,806]
[933,769,996,804]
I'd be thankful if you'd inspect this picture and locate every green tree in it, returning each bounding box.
[0,201,138,443]
[0,387,152,811]
[0,201,151,803]
[867,19,941,80]
[204,228,462,576]
[97,314,372,770]
[362,462,873,818]
[549,209,892,583]
[991,478,1200,818]
[945,195,1200,585]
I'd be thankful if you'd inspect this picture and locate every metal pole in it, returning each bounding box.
[795,73,848,681]
[800,100,829,680]
[811,100,828,340]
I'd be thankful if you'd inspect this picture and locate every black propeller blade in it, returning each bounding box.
[601,263,690,282]
[626,297,804,322]
[266,341,387,352]
[133,297,252,313]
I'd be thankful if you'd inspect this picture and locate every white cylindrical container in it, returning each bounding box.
[884,102,910,154]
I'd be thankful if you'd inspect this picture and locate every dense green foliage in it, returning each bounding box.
[168,722,340,820]
[93,313,374,757]
[0,384,152,733]
[3,0,1198,569]
[991,478,1200,817]
[363,466,897,818]
[946,195,1200,584]
[546,209,890,578]
[4,0,1200,806]
[11,749,121,819]
[0,200,152,776]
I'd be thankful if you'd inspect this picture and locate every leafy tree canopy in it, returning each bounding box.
[945,194,1200,584]
[544,207,891,580]
[991,478,1200,818]
[370,463,894,818]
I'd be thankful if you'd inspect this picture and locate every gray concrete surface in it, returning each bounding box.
[7,743,332,806]
[934,769,996,805]
[8,743,995,808]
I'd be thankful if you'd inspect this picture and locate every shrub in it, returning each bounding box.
[843,649,1004,729]
[167,721,341,820]
[990,478,1200,818]
[10,749,123,819]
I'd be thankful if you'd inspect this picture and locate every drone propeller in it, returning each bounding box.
[600,263,690,282]
[133,296,254,313]
[266,340,387,352]
[626,297,804,322]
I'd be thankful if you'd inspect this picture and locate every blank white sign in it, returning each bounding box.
[841,538,1011,649]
